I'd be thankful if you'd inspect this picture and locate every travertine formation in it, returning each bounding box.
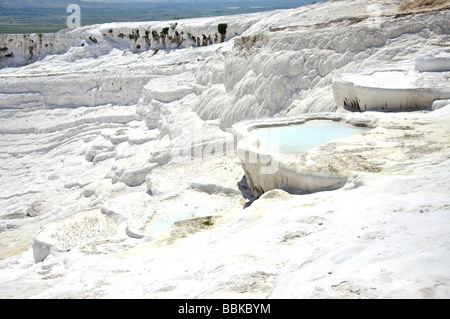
[0,0,449,299]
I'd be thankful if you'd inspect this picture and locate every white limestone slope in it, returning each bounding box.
[192,1,450,129]
[0,0,449,299]
[415,47,450,72]
[0,14,258,110]
[0,16,259,69]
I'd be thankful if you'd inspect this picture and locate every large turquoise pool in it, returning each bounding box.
[250,120,369,154]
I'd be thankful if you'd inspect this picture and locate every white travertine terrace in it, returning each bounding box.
[332,47,450,111]
[1,0,450,299]
[233,113,376,197]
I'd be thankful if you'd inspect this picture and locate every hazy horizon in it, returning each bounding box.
[0,0,323,34]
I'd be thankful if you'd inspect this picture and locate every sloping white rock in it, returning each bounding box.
[415,47,450,72]
[32,209,117,263]
[1,0,450,299]
[101,192,153,239]
[0,15,260,69]
[193,6,450,129]
[111,158,158,187]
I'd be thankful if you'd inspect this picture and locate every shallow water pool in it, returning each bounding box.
[145,208,206,234]
[250,120,369,154]
[144,193,228,235]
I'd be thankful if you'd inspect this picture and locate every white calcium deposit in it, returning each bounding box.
[0,0,449,299]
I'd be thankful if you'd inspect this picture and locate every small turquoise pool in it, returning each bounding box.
[250,120,369,154]
[145,209,204,234]
[144,195,223,235]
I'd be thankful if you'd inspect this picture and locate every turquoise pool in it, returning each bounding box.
[145,209,204,234]
[250,120,369,154]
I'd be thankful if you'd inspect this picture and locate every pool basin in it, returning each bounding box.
[250,120,369,155]
[232,113,375,197]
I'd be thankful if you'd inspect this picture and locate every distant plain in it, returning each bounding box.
[0,0,320,34]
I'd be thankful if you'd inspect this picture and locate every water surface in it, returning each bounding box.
[250,120,369,154]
